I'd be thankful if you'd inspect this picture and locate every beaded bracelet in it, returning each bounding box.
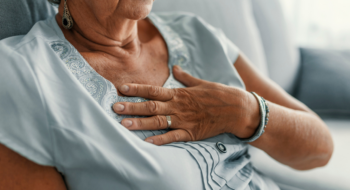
[261,97,270,128]
[237,92,270,143]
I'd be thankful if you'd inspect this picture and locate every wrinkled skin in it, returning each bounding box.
[114,65,260,145]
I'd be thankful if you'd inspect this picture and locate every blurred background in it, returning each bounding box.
[281,0,350,49]
[0,0,349,189]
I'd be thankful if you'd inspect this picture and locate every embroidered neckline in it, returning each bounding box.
[50,13,190,124]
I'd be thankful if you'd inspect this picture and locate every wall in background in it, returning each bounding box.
[280,0,350,50]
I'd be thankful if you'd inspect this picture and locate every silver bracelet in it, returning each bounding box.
[237,92,269,143]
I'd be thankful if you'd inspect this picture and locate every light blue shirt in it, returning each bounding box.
[0,12,279,190]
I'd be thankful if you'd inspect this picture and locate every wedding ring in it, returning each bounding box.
[166,115,172,130]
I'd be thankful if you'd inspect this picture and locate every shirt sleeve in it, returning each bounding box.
[179,14,245,89]
[220,32,241,64]
[193,14,241,65]
[0,44,54,166]
[207,23,241,65]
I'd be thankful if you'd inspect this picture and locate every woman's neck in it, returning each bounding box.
[55,0,143,60]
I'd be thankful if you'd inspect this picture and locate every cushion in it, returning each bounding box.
[152,0,269,76]
[251,0,300,93]
[0,0,57,40]
[295,48,350,118]
[249,119,350,190]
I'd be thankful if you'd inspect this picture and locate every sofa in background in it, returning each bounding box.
[1,0,349,189]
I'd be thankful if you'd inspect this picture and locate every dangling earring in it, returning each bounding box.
[62,0,74,29]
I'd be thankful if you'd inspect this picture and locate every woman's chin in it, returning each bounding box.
[131,6,153,20]
[120,0,154,20]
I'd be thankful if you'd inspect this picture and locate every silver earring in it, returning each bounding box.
[62,0,74,29]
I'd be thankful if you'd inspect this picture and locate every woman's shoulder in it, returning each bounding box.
[150,12,215,31]
[0,17,63,109]
[151,12,240,59]
[150,12,235,50]
[150,11,199,22]
[0,17,63,85]
[0,17,62,58]
[150,12,243,88]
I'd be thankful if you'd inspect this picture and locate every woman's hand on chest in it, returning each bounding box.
[113,65,260,145]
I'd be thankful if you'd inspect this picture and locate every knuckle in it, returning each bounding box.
[129,103,136,112]
[157,135,165,144]
[147,101,158,114]
[149,86,161,97]
[170,89,177,100]
[137,119,143,128]
[154,116,164,130]
[173,131,181,142]
[176,89,189,98]
[133,85,139,94]
[212,83,224,89]
[184,130,195,141]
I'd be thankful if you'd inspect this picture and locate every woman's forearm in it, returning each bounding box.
[234,54,334,170]
[248,102,333,170]
[115,55,334,170]
[0,144,67,190]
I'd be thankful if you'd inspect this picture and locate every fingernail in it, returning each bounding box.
[145,139,154,144]
[122,120,132,128]
[120,85,130,92]
[114,104,125,112]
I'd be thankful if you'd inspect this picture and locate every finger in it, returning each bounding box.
[145,130,192,145]
[113,101,172,116]
[118,84,174,101]
[120,115,169,131]
[172,65,204,87]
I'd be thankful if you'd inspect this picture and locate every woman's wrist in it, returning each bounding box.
[230,91,261,139]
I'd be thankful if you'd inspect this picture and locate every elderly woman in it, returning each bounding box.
[0,0,333,189]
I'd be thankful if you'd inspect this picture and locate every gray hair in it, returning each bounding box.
[48,0,61,5]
